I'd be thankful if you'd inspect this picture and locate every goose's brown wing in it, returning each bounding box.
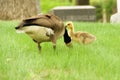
[23,14,63,29]
[16,14,64,31]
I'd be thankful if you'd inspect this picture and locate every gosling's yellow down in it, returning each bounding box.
[66,21,96,44]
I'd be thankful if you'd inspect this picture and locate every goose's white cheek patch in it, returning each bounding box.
[16,30,25,33]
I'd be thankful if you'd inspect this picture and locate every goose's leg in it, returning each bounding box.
[37,43,41,51]
[52,40,56,50]
[53,43,56,50]
[50,36,56,50]
[33,39,41,52]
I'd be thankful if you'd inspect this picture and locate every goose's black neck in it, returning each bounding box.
[63,27,71,44]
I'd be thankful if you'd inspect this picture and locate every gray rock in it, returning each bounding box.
[110,13,120,23]
[50,6,96,22]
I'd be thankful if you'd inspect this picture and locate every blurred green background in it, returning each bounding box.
[0,0,117,22]
[40,0,117,22]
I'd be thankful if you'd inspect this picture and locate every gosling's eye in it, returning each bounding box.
[68,24,70,25]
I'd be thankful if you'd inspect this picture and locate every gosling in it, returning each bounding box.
[66,21,96,44]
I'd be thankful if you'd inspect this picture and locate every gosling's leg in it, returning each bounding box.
[82,37,86,44]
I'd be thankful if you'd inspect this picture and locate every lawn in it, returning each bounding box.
[0,20,120,80]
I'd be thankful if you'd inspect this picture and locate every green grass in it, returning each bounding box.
[41,0,73,13]
[0,20,120,80]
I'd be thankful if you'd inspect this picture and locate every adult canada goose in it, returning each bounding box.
[15,14,71,51]
[66,21,96,44]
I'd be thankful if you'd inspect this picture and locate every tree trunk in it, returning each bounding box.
[0,0,40,20]
[76,0,89,5]
[36,0,40,14]
[102,8,107,23]
[102,0,107,23]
